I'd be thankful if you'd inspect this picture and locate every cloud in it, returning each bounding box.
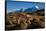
[35,6,39,9]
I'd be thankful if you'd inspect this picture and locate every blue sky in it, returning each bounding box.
[6,0,12,1]
[7,1,45,12]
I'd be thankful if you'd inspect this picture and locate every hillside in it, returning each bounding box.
[5,9,45,30]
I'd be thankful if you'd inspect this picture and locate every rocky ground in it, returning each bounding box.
[5,10,45,30]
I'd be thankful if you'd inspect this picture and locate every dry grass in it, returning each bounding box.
[5,12,45,30]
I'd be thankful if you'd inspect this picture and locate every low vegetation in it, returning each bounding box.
[5,9,45,30]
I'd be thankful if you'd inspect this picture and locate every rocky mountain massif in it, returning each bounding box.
[5,9,45,30]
